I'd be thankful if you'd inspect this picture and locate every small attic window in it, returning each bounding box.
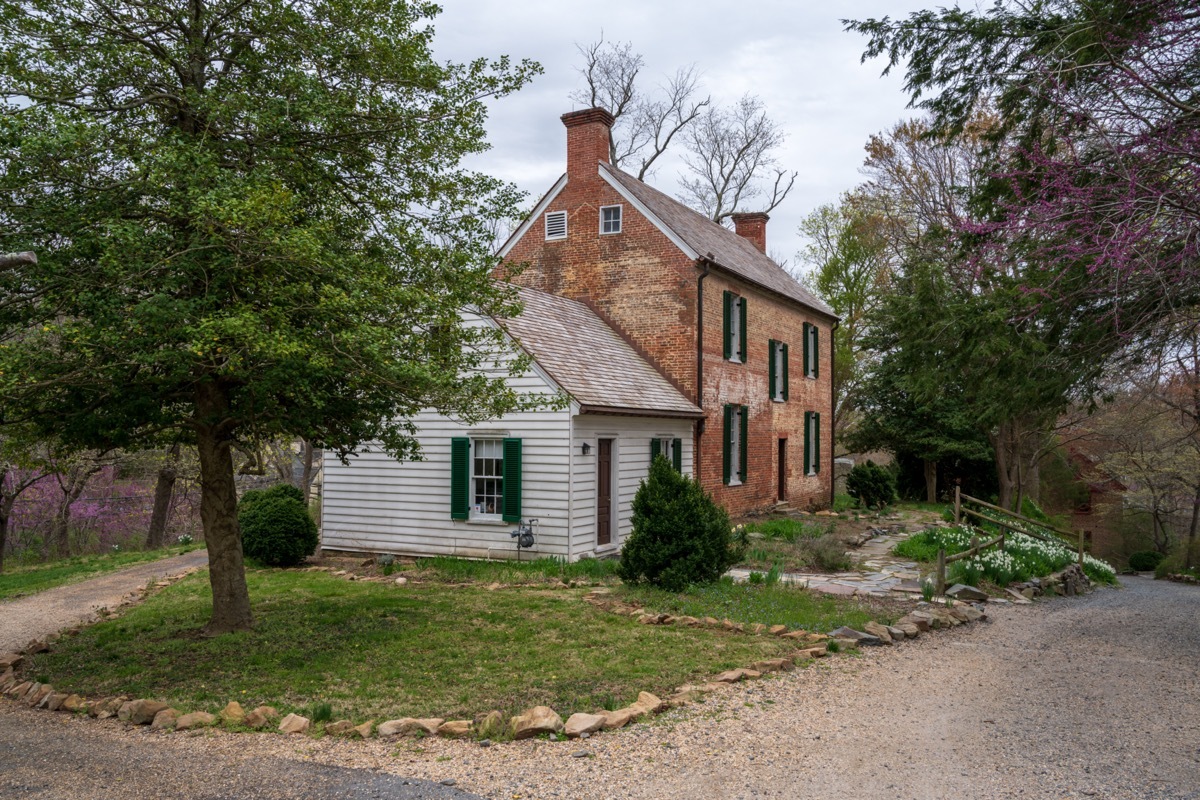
[545,210,567,240]
[600,205,622,234]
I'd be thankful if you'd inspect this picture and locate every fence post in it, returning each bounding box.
[954,484,961,525]
[936,548,946,597]
[1000,532,1006,553]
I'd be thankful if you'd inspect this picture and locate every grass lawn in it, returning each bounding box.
[0,544,202,601]
[618,579,894,632]
[26,567,818,724]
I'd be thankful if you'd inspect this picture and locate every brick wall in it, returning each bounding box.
[697,272,834,515]
[501,109,835,517]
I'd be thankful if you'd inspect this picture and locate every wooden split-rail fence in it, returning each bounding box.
[934,486,1086,595]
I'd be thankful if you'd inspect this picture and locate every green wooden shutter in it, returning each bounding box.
[722,291,733,359]
[812,326,819,378]
[723,404,733,485]
[672,438,683,472]
[650,438,661,461]
[502,438,522,522]
[804,411,812,475]
[739,405,749,482]
[802,322,811,377]
[450,438,470,519]
[768,339,777,399]
[782,343,790,400]
[738,297,748,362]
[813,413,821,474]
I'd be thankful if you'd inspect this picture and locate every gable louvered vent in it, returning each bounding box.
[545,210,567,240]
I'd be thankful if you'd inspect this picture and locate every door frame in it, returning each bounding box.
[778,437,788,502]
[596,437,615,547]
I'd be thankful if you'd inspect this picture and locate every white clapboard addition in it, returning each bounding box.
[322,286,702,562]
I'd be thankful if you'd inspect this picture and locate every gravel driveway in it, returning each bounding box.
[0,549,209,653]
[2,575,1197,799]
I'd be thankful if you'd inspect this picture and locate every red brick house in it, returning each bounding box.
[499,107,837,516]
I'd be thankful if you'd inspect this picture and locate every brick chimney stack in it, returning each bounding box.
[562,107,615,181]
[731,212,769,253]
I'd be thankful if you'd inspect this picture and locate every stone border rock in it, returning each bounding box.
[1,566,1004,747]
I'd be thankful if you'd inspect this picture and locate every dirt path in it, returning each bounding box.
[0,550,209,654]
[2,575,1196,799]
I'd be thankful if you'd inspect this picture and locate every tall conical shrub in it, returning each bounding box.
[618,455,741,591]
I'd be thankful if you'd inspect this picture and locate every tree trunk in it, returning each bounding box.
[52,466,96,559]
[991,423,1016,511]
[300,439,315,504]
[1186,482,1200,571]
[195,382,253,634]
[145,444,180,549]
[0,503,8,574]
[923,459,937,504]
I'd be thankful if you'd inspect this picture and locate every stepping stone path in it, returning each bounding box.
[728,523,927,598]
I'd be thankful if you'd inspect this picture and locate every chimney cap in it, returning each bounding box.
[562,107,616,129]
[730,212,770,224]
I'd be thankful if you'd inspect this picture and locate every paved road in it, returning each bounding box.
[0,549,210,653]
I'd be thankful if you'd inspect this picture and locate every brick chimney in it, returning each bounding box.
[731,212,769,253]
[562,107,615,181]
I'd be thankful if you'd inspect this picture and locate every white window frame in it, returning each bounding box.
[729,295,742,363]
[470,438,505,520]
[656,437,676,464]
[806,324,818,377]
[806,414,819,476]
[600,204,622,235]
[544,210,567,241]
[773,341,785,402]
[729,407,742,486]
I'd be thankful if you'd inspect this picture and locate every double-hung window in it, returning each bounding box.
[802,322,819,378]
[723,291,747,363]
[449,438,522,522]
[804,412,821,476]
[768,339,789,402]
[600,205,622,234]
[650,436,683,472]
[723,404,749,485]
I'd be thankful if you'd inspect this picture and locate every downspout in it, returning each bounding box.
[829,319,840,507]
[696,256,713,482]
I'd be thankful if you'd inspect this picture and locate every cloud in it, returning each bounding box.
[435,0,925,263]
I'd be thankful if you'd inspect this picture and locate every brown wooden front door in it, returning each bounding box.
[597,438,613,545]
[778,438,788,502]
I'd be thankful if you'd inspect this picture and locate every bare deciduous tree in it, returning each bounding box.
[678,95,796,224]
[572,37,709,181]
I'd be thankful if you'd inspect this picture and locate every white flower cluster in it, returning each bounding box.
[926,523,1116,582]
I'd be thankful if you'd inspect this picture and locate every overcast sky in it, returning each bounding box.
[430,1,932,269]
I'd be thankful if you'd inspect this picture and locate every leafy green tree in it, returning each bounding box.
[0,0,541,632]
[796,198,891,442]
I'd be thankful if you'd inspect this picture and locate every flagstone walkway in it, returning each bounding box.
[728,527,929,599]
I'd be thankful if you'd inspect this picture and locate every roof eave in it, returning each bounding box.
[698,257,841,323]
[578,404,705,420]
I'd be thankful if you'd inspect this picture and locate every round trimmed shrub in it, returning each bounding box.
[618,455,741,591]
[846,460,896,510]
[238,484,318,567]
[1128,550,1166,572]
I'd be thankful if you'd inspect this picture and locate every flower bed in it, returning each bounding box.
[895,524,1117,587]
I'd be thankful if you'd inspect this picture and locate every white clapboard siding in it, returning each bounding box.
[322,312,572,561]
[570,415,694,560]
